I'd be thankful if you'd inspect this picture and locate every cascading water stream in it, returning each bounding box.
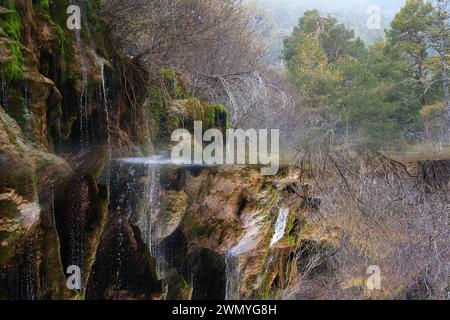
[225,212,265,300]
[24,238,35,300]
[70,0,89,148]
[23,81,30,110]
[67,181,89,290]
[144,165,166,280]
[143,166,157,247]
[224,208,288,299]
[69,205,84,289]
[116,166,137,291]
[65,3,89,290]
[225,252,240,300]
[270,208,289,247]
[115,215,124,291]
[77,37,89,148]
[100,61,112,192]
[1,74,8,111]
[50,182,56,228]
[114,157,173,281]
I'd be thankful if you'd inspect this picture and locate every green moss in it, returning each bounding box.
[48,0,71,26]
[0,2,21,40]
[185,98,204,121]
[159,69,190,99]
[44,0,75,83]
[257,270,277,300]
[54,24,65,52]
[285,211,297,246]
[256,186,278,212]
[144,84,166,144]
[48,0,105,52]
[205,104,229,129]
[33,0,49,11]
[84,0,107,48]
[0,2,23,81]
[259,250,270,268]
[149,70,228,148]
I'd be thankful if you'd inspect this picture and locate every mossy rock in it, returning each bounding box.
[37,226,76,299]
[152,190,188,243]
[159,69,190,100]
[33,0,50,12]
[166,98,229,134]
[0,109,37,201]
[0,200,23,265]
[0,2,23,81]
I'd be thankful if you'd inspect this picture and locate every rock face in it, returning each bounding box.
[0,103,74,299]
[0,0,163,300]
[148,166,308,300]
[0,0,308,300]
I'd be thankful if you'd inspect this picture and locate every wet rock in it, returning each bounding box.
[85,210,164,300]
[0,107,72,299]
[190,248,226,300]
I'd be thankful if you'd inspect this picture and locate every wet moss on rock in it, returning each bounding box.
[160,69,190,100]
[0,1,23,81]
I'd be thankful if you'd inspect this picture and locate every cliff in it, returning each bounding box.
[0,0,307,300]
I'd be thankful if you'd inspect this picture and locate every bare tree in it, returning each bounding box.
[101,0,300,136]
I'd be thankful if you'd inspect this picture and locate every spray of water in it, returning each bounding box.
[116,156,175,166]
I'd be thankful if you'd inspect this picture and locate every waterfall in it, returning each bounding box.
[100,62,111,156]
[25,238,35,300]
[23,81,30,110]
[225,212,265,300]
[115,165,138,291]
[1,74,8,111]
[225,252,240,300]
[73,17,89,148]
[144,165,167,280]
[100,61,112,192]
[68,185,86,290]
[270,208,289,247]
[69,212,84,287]
[115,215,124,291]
[224,209,288,299]
[50,182,56,228]
[55,117,62,150]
